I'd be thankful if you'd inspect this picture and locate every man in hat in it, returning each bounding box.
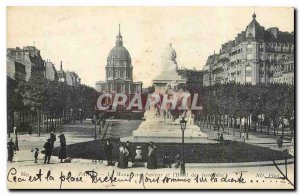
[44,138,54,164]
[50,131,56,144]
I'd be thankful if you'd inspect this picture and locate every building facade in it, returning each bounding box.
[96,25,142,93]
[7,57,26,81]
[271,56,294,85]
[66,71,81,86]
[44,60,57,81]
[203,13,294,86]
[7,46,45,81]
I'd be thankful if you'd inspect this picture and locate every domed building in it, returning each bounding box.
[96,25,142,93]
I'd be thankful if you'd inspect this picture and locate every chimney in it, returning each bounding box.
[60,61,63,71]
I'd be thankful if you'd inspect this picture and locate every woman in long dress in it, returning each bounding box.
[147,142,158,169]
[241,131,245,143]
[58,132,67,163]
[117,143,129,168]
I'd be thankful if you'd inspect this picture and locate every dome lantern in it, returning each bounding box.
[116,24,123,46]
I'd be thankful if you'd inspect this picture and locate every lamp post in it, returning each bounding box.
[94,114,97,140]
[70,109,73,124]
[180,117,187,176]
[78,109,82,124]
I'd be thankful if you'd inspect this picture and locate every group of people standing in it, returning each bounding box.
[43,131,67,164]
[7,129,67,164]
[103,140,158,169]
[117,141,136,168]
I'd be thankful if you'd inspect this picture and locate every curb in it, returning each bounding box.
[185,158,294,168]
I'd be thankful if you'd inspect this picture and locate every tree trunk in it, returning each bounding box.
[233,117,236,136]
[223,115,225,133]
[227,115,230,135]
[239,117,242,138]
[226,115,229,128]
[46,114,49,132]
[207,116,209,128]
[246,116,249,140]
[260,114,263,133]
[37,109,40,137]
[267,119,270,135]
[273,118,276,136]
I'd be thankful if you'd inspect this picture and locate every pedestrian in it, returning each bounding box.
[147,141,158,169]
[50,131,56,144]
[98,120,102,134]
[43,138,54,164]
[7,138,16,162]
[117,143,129,168]
[58,132,67,163]
[163,153,171,168]
[104,140,114,166]
[13,127,19,151]
[50,124,55,131]
[241,131,245,143]
[220,133,224,141]
[174,154,181,168]
[33,148,39,163]
[277,135,283,148]
[28,123,32,135]
[125,141,135,163]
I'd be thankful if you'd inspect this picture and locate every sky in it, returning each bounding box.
[7,7,294,87]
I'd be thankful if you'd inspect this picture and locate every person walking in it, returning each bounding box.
[43,138,54,164]
[7,138,16,162]
[28,123,32,135]
[241,131,246,143]
[147,142,158,169]
[104,140,114,166]
[277,135,283,149]
[58,132,67,163]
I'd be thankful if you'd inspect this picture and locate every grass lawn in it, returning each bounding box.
[51,139,292,166]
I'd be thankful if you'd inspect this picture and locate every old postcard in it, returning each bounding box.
[6,6,295,189]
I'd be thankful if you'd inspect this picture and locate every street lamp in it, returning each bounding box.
[93,114,97,140]
[78,109,82,124]
[70,109,73,124]
[180,117,187,176]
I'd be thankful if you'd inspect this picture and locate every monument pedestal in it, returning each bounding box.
[152,79,186,93]
[121,122,209,143]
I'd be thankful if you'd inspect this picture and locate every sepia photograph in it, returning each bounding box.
[5,6,295,190]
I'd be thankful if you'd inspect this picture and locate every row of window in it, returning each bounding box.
[107,60,129,66]
[107,69,131,78]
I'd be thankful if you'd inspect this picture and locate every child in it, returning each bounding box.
[162,153,171,168]
[174,154,181,168]
[34,148,39,163]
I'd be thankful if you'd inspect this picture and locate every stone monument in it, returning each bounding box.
[121,43,208,143]
[152,43,187,93]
